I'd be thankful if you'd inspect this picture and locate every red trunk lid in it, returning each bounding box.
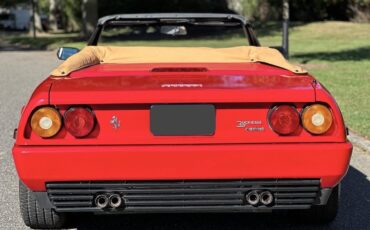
[50,63,315,104]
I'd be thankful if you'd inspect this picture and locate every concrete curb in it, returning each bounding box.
[348,131,370,153]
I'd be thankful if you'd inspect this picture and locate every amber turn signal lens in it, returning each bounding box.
[31,107,62,138]
[302,104,333,134]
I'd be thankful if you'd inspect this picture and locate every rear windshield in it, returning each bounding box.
[99,23,248,48]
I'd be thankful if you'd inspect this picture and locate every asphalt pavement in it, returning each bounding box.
[0,51,369,229]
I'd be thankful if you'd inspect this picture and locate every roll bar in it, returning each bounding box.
[87,13,260,47]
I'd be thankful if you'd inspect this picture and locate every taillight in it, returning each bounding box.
[302,104,333,134]
[31,107,62,138]
[64,107,95,137]
[269,105,300,135]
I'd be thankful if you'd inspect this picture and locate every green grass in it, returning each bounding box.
[290,22,370,138]
[255,22,370,138]
[2,22,370,137]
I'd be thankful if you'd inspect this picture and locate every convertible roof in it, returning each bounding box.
[51,46,307,77]
[98,13,248,26]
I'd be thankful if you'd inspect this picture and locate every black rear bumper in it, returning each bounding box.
[34,179,333,213]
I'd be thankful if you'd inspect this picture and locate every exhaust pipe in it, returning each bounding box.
[246,190,260,206]
[95,194,109,209]
[109,194,123,208]
[260,191,274,205]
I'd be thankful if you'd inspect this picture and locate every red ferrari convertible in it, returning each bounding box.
[13,13,352,229]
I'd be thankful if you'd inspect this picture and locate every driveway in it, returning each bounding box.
[0,51,369,229]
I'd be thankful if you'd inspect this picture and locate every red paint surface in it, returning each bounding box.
[13,62,352,192]
[18,103,345,146]
[13,142,352,191]
[50,63,316,105]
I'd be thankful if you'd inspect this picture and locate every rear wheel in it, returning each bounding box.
[302,184,340,223]
[19,181,66,229]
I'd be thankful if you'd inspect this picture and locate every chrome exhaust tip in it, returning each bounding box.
[109,194,123,208]
[246,190,260,206]
[95,194,109,209]
[260,191,274,205]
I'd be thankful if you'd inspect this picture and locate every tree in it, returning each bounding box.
[282,0,289,58]
[48,0,59,31]
[81,0,97,38]
[227,0,244,15]
[0,0,28,7]
[29,0,43,38]
[61,0,82,32]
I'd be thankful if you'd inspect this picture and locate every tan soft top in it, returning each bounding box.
[51,46,307,76]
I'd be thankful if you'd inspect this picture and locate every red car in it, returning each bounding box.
[13,13,352,229]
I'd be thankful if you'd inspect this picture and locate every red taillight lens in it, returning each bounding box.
[64,107,95,137]
[269,105,300,135]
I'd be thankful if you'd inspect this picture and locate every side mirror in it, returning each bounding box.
[57,47,79,60]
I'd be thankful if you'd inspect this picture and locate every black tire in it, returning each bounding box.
[19,181,66,229]
[302,184,340,223]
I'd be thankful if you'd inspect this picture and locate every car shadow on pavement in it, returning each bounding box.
[69,166,370,230]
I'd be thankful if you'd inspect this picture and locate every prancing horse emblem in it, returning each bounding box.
[110,116,120,129]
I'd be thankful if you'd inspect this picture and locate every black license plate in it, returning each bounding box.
[150,104,215,136]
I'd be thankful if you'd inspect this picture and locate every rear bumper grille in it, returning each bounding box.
[46,179,321,213]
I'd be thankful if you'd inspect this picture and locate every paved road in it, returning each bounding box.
[0,51,369,230]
